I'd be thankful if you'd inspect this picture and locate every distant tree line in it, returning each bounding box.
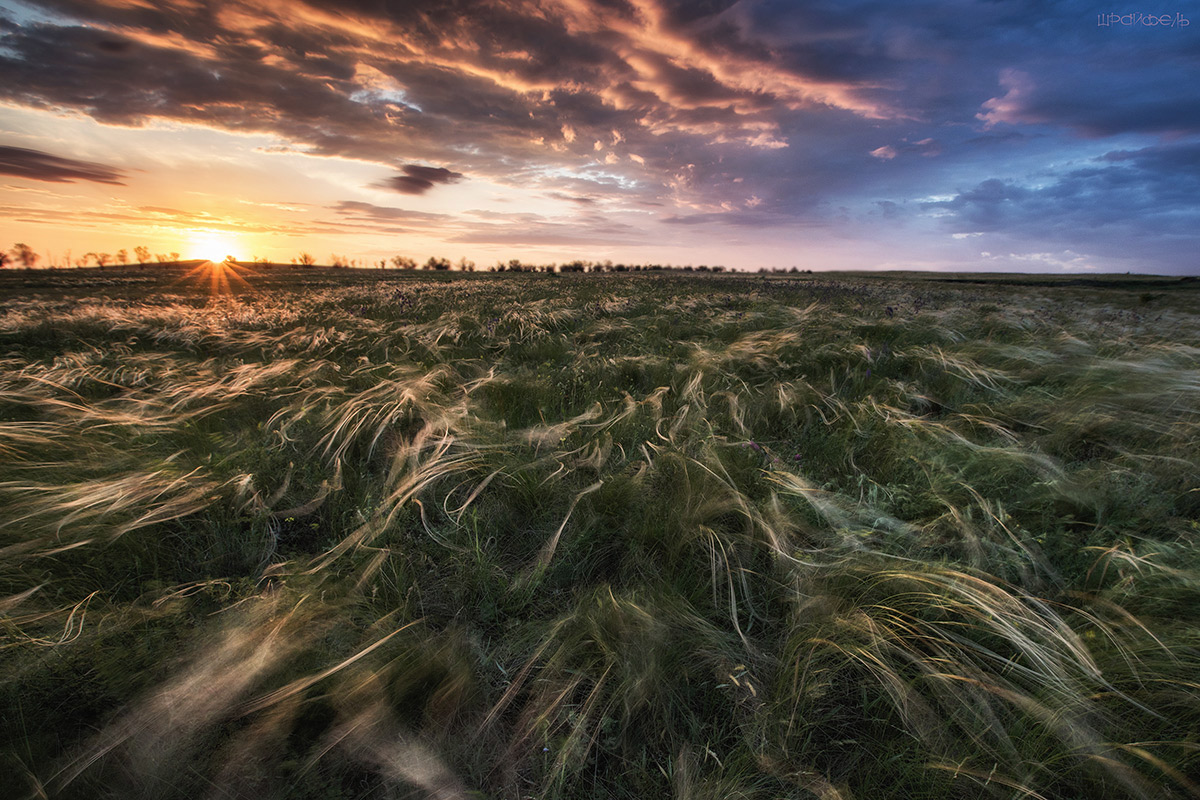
[1,243,185,269]
[289,255,738,273]
[3,242,817,274]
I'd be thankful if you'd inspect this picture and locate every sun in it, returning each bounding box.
[176,229,259,296]
[188,230,241,263]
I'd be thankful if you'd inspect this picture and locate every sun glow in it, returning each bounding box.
[188,230,243,262]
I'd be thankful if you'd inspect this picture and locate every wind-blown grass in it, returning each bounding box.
[1,268,1198,799]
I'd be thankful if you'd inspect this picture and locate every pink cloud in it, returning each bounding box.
[977,69,1036,128]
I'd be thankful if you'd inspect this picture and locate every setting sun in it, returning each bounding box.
[188,230,241,263]
[177,250,256,295]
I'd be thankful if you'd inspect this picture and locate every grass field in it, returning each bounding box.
[2,266,1199,799]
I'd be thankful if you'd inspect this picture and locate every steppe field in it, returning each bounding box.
[2,266,1199,800]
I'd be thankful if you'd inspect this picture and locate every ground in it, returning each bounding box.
[1,266,1198,799]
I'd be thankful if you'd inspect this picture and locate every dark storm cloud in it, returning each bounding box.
[0,145,126,184]
[373,165,466,195]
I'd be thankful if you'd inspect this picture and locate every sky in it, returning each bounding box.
[0,0,1197,273]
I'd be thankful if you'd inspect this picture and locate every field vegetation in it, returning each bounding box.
[1,267,1198,799]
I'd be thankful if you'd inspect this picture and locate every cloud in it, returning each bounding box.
[547,192,597,205]
[0,0,900,207]
[0,200,298,237]
[920,140,1200,270]
[974,52,1200,137]
[1099,141,1200,174]
[330,200,452,223]
[0,145,126,184]
[448,223,642,247]
[661,212,724,225]
[928,142,1200,235]
[372,165,466,195]
[980,249,1098,272]
[135,206,217,222]
[977,68,1034,129]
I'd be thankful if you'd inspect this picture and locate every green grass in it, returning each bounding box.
[1,266,1199,799]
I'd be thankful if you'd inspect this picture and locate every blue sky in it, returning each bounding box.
[1,0,1197,271]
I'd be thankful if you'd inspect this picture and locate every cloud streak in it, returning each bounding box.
[0,145,126,184]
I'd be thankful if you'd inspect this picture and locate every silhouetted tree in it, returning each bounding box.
[456,257,475,272]
[116,249,128,266]
[391,255,417,270]
[11,243,37,268]
[134,246,151,264]
[298,252,316,266]
[425,256,451,270]
[169,252,180,263]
